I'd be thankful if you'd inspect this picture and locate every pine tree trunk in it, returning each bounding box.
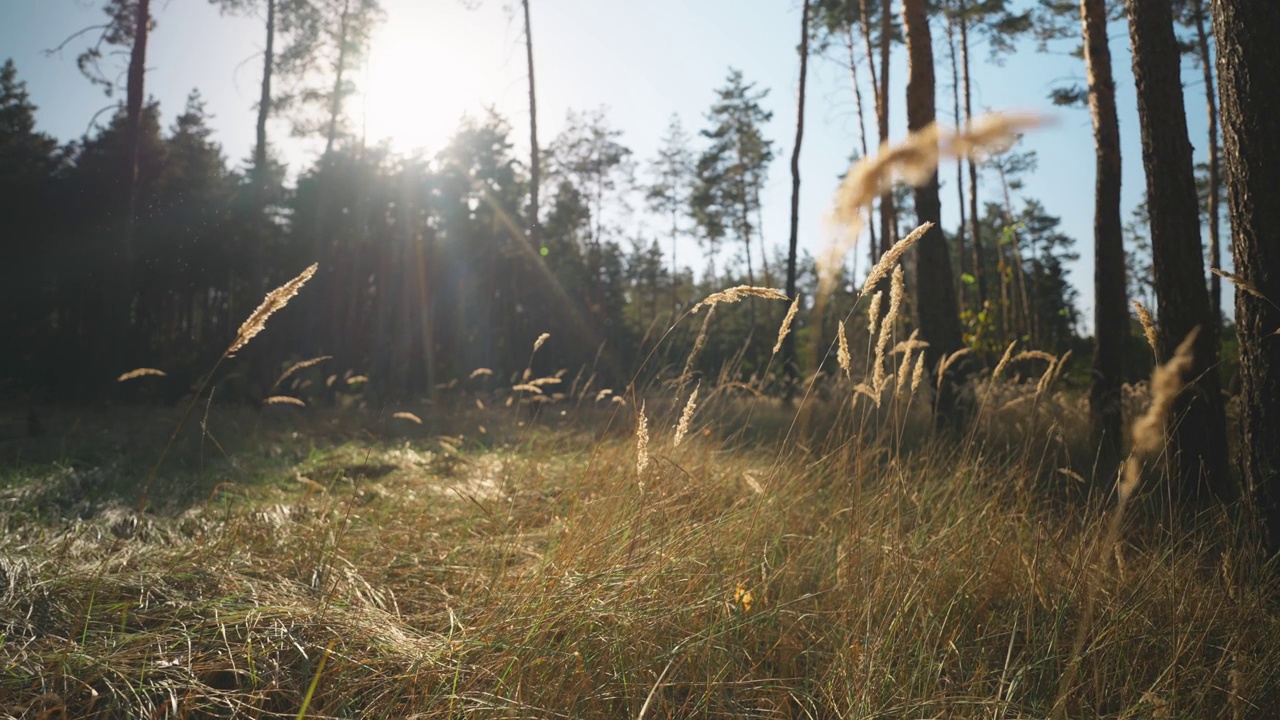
[252,0,275,294]
[1127,0,1230,501]
[944,6,968,316]
[254,0,274,191]
[996,163,1034,343]
[878,0,893,261]
[1189,0,1220,329]
[959,0,986,310]
[522,0,540,247]
[857,0,882,276]
[783,0,810,377]
[122,0,149,270]
[843,29,878,262]
[1211,0,1280,547]
[1081,0,1127,471]
[324,0,351,158]
[866,0,895,323]
[117,0,150,371]
[902,0,964,368]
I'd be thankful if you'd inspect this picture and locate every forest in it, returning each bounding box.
[1,0,1278,717]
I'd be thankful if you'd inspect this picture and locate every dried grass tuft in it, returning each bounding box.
[837,321,852,378]
[469,368,494,379]
[1132,300,1158,357]
[673,385,699,448]
[532,333,551,354]
[680,305,716,392]
[635,402,650,476]
[692,286,789,314]
[228,263,318,357]
[1129,328,1199,463]
[773,297,800,355]
[872,266,905,393]
[857,223,931,299]
[273,356,332,390]
[991,340,1017,382]
[1210,268,1269,302]
[911,351,927,394]
[820,112,1045,295]
[264,395,306,407]
[117,368,167,382]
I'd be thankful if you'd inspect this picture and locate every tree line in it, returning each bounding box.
[1,0,1277,547]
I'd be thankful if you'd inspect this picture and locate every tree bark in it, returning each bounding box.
[959,0,986,310]
[944,4,968,315]
[878,0,894,260]
[1189,0,1220,329]
[783,0,810,376]
[323,0,351,158]
[1080,0,1127,472]
[902,0,964,367]
[522,0,540,247]
[1211,0,1280,547]
[843,29,878,278]
[254,0,274,188]
[117,0,150,371]
[1127,0,1229,501]
[122,0,149,268]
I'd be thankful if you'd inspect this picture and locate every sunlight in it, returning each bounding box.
[360,3,512,154]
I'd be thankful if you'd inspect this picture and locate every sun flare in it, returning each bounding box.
[360,4,509,154]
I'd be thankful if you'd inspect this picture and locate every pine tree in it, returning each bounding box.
[902,0,964,373]
[1128,0,1229,500]
[645,115,694,311]
[1211,0,1280,547]
[693,69,775,297]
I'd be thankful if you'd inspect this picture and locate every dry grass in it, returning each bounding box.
[227,263,318,357]
[1133,300,1159,357]
[3,390,1275,718]
[116,368,167,382]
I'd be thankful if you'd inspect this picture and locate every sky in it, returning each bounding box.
[0,0,1225,332]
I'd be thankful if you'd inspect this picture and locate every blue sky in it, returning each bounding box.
[0,0,1224,332]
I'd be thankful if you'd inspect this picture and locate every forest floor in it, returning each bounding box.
[2,397,1279,718]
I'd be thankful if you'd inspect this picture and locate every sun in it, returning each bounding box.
[360,3,510,154]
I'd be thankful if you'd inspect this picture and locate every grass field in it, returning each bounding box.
[3,376,1278,718]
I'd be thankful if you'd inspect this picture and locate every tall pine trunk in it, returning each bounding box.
[254,0,274,192]
[252,0,275,296]
[122,0,149,272]
[902,0,964,369]
[959,0,986,309]
[1211,0,1280,547]
[1189,0,1220,329]
[857,0,883,274]
[117,0,150,369]
[1081,0,1127,472]
[843,29,878,264]
[323,0,351,158]
[878,0,894,260]
[522,0,540,247]
[1127,0,1229,501]
[944,5,968,315]
[782,0,810,376]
